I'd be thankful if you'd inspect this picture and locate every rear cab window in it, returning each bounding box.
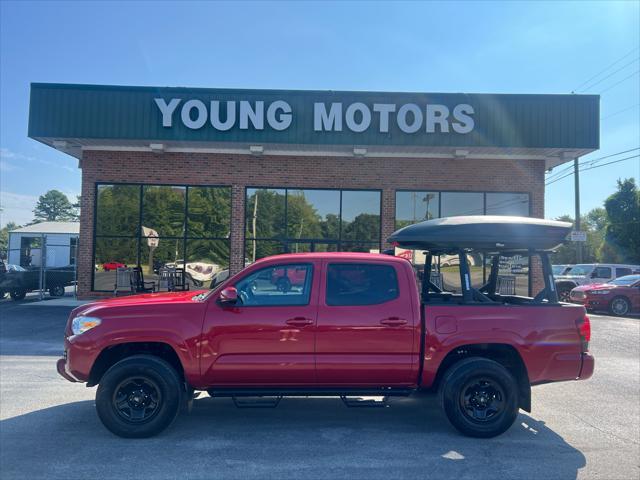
[326,263,399,306]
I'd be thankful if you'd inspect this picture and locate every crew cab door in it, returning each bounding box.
[201,261,319,386]
[315,260,416,386]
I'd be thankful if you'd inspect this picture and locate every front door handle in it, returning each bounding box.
[285,317,314,327]
[380,317,407,326]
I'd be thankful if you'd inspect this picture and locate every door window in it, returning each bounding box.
[593,266,612,279]
[235,264,313,306]
[615,267,632,278]
[326,263,398,306]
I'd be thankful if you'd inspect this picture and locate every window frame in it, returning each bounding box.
[92,182,232,292]
[233,262,315,307]
[244,186,383,263]
[325,262,400,307]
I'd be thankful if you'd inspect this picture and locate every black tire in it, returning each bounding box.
[95,355,182,438]
[439,357,519,438]
[557,285,572,302]
[609,296,631,317]
[49,285,65,297]
[9,289,26,301]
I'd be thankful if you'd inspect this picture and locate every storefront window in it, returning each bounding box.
[395,191,439,229]
[94,237,138,292]
[341,190,381,242]
[395,190,531,294]
[245,188,381,262]
[142,186,186,237]
[441,192,484,216]
[96,184,140,236]
[93,183,231,291]
[486,193,529,216]
[246,189,286,240]
[287,189,340,241]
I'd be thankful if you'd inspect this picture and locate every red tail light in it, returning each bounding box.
[576,314,591,351]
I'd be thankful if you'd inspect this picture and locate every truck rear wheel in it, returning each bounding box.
[49,285,65,297]
[95,355,182,438]
[439,357,519,438]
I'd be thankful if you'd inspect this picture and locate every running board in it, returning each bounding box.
[208,387,413,398]
[340,396,388,408]
[232,396,282,408]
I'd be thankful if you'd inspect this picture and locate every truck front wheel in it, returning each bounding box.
[9,289,26,301]
[439,357,519,438]
[95,355,182,438]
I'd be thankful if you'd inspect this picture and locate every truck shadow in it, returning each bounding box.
[0,394,586,479]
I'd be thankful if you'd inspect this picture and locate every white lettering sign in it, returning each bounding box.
[154,98,476,134]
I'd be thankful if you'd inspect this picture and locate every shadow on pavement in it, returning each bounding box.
[0,394,586,480]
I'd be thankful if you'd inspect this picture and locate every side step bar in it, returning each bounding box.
[208,387,413,398]
[232,396,282,408]
[340,396,389,408]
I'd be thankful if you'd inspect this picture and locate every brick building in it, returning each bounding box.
[28,83,599,297]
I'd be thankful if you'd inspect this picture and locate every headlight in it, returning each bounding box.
[71,316,101,335]
[589,290,610,295]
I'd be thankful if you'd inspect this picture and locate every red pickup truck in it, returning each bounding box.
[57,216,594,439]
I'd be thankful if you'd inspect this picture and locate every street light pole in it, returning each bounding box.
[574,157,583,263]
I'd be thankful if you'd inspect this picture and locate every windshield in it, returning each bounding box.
[566,264,594,276]
[610,275,640,286]
[7,264,26,272]
[552,265,570,275]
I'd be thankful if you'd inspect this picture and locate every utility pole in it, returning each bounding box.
[574,157,583,263]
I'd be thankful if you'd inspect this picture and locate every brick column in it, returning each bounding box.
[381,188,396,250]
[229,184,245,275]
[77,173,94,298]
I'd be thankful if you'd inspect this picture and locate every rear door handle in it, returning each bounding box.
[285,317,314,327]
[380,317,407,326]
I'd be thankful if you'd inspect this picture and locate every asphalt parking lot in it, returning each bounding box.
[0,297,638,480]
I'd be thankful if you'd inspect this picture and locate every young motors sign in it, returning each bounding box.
[28,84,600,153]
[154,98,476,135]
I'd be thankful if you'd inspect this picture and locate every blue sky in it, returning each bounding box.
[1,1,638,227]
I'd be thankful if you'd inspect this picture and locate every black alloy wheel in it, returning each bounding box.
[439,357,519,438]
[459,378,505,422]
[112,377,162,423]
[96,355,182,438]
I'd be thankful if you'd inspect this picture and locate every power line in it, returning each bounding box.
[546,154,640,186]
[545,147,640,181]
[573,47,640,92]
[599,69,640,94]
[601,103,640,121]
[579,57,639,92]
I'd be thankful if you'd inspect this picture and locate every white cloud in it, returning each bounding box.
[0,147,77,173]
[0,160,19,172]
[0,191,39,227]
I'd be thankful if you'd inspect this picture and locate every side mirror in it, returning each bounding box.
[219,286,238,305]
[590,271,598,278]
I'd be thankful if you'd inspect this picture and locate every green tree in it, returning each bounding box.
[601,178,640,263]
[550,210,607,264]
[0,222,19,259]
[33,190,77,222]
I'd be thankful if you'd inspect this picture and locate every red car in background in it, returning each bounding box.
[102,262,127,271]
[570,274,640,316]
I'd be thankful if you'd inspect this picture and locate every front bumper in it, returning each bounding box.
[578,353,595,380]
[56,357,80,382]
